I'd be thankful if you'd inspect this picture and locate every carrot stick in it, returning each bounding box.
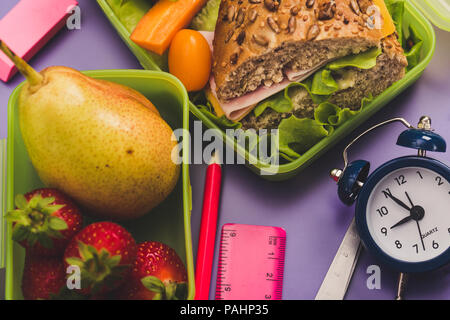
[130,0,208,55]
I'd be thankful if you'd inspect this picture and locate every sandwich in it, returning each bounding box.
[192,0,420,159]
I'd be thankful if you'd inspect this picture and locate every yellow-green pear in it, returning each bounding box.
[1,41,180,220]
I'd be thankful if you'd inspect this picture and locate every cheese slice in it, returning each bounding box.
[372,0,396,38]
[205,87,225,118]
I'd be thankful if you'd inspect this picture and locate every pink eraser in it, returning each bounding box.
[0,0,78,82]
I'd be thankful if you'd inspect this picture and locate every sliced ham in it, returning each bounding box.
[209,76,293,121]
[199,31,214,52]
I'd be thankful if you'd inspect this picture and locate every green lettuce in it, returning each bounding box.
[277,96,373,158]
[328,47,382,71]
[106,0,150,33]
[278,117,329,159]
[404,24,423,71]
[385,0,405,46]
[385,0,423,70]
[254,90,292,117]
[311,69,339,96]
[191,0,221,31]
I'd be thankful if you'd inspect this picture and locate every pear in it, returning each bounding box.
[1,41,180,220]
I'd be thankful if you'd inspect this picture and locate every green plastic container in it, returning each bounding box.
[97,0,437,180]
[1,70,195,300]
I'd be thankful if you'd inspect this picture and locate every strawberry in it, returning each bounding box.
[22,254,66,300]
[6,188,83,257]
[119,241,188,300]
[63,222,137,296]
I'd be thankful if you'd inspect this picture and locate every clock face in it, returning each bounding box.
[366,166,450,263]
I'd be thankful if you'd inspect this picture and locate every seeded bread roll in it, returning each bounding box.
[240,33,408,130]
[212,0,386,102]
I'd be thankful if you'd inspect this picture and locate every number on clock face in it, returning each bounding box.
[366,167,450,263]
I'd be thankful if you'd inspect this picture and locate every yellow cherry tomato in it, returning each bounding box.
[168,29,212,92]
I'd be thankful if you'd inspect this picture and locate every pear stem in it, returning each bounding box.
[0,40,43,86]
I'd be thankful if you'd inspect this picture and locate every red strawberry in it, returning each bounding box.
[119,241,188,300]
[63,222,137,296]
[6,188,83,257]
[22,255,66,300]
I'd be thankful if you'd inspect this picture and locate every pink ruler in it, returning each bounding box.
[215,223,286,300]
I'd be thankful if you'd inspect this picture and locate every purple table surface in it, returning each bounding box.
[1,0,449,300]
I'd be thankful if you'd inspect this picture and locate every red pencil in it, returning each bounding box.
[195,152,222,300]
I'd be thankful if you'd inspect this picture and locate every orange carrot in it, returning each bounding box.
[130,0,208,55]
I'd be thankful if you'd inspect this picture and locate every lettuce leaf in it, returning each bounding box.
[106,0,151,33]
[385,0,423,70]
[311,69,339,96]
[191,0,221,31]
[286,80,331,105]
[254,89,292,117]
[404,24,423,71]
[385,0,405,46]
[277,95,373,158]
[328,47,382,70]
[278,117,329,159]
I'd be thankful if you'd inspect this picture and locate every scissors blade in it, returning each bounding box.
[315,218,361,300]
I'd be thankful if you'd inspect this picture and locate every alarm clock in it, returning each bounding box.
[331,116,450,274]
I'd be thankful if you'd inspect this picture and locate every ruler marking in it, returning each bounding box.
[216,224,286,300]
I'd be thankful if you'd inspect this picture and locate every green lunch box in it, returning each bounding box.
[96,0,437,181]
[1,70,195,300]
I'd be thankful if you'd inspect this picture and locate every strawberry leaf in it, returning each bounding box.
[141,276,165,294]
[107,255,121,268]
[43,204,64,215]
[68,242,128,294]
[28,195,41,208]
[38,196,55,207]
[78,241,94,261]
[49,217,68,231]
[38,235,54,249]
[175,282,188,300]
[66,257,84,267]
[6,210,28,224]
[12,225,29,242]
[14,194,28,210]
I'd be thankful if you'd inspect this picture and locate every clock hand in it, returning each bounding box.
[390,216,413,229]
[405,192,426,251]
[416,220,426,251]
[405,191,414,208]
[385,192,411,212]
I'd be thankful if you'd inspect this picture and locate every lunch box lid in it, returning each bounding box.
[410,0,450,31]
